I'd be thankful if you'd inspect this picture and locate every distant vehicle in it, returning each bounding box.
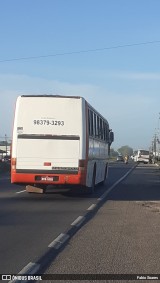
[124,155,129,164]
[133,149,149,164]
[2,155,11,163]
[11,95,114,193]
[116,155,124,162]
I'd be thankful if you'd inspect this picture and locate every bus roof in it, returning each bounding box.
[21,95,81,99]
[19,95,109,125]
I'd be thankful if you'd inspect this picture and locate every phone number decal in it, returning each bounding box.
[33,120,64,126]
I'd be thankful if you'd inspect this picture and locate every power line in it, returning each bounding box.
[0,40,160,63]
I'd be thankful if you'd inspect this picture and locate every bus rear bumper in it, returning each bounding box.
[11,171,86,186]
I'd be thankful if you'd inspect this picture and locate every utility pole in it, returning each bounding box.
[155,133,157,160]
[5,134,7,156]
[158,113,160,160]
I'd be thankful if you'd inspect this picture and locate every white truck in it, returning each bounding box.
[133,149,149,164]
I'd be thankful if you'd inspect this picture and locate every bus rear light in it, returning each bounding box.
[44,162,51,166]
[11,158,16,170]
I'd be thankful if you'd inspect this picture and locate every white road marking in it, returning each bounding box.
[98,166,135,201]
[48,233,70,249]
[71,215,85,227]
[9,262,40,282]
[16,189,26,194]
[87,204,97,210]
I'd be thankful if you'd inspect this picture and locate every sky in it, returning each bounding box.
[0,0,160,150]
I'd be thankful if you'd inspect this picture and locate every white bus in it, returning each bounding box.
[133,149,149,164]
[11,95,114,193]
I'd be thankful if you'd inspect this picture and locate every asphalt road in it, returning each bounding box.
[0,162,133,275]
[42,162,160,283]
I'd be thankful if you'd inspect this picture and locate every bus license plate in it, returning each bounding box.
[41,176,53,181]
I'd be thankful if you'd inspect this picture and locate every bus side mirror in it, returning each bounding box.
[109,131,114,144]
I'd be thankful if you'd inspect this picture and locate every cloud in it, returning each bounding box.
[87,69,160,82]
[102,71,160,81]
[0,73,159,149]
[0,73,100,137]
[0,73,98,95]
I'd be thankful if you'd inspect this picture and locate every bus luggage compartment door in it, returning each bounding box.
[16,137,80,171]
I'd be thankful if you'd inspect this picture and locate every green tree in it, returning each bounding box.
[117,145,133,156]
[110,148,119,157]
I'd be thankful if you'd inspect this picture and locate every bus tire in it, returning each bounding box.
[87,166,96,194]
[101,164,108,185]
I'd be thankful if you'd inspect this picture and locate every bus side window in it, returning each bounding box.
[97,116,100,138]
[91,111,94,136]
[105,123,109,142]
[102,120,105,140]
[88,109,91,136]
[94,113,97,138]
[88,109,94,137]
[100,118,102,140]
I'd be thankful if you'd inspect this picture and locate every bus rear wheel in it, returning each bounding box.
[100,164,108,185]
[87,167,96,194]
